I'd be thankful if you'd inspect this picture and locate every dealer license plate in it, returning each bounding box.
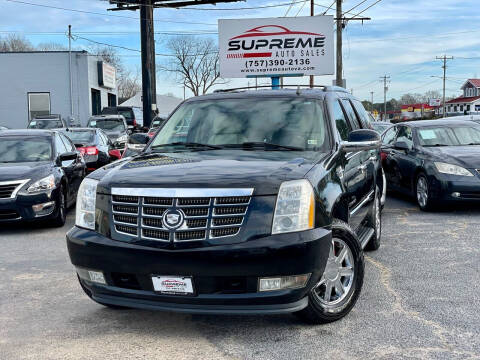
[152,276,194,295]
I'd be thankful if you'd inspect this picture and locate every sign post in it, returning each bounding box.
[219,16,334,83]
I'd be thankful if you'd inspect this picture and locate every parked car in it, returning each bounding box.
[86,115,129,149]
[0,130,85,226]
[101,106,137,128]
[0,126,8,130]
[381,120,480,210]
[147,116,167,138]
[67,86,382,324]
[444,114,480,125]
[121,133,150,158]
[371,121,392,134]
[60,128,121,172]
[28,114,67,129]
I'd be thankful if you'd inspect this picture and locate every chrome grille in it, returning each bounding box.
[111,188,253,242]
[0,180,29,199]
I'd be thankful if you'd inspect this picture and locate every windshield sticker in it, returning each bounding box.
[307,139,318,145]
[30,121,36,126]
[419,130,436,139]
[90,121,96,126]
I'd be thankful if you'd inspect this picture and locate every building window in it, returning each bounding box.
[28,92,50,121]
[460,105,464,111]
[108,93,117,107]
[467,105,471,111]
[91,89,101,115]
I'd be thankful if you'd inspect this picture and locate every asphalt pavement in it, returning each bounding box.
[1,195,479,360]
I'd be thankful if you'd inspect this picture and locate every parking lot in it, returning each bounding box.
[0,195,478,360]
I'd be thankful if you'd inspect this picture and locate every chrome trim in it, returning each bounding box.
[341,140,381,153]
[350,190,375,216]
[0,179,30,199]
[213,198,251,206]
[210,217,244,228]
[176,198,211,207]
[345,151,361,161]
[174,231,207,242]
[113,219,139,227]
[141,229,170,242]
[212,207,248,217]
[111,187,254,198]
[114,225,138,237]
[209,228,241,239]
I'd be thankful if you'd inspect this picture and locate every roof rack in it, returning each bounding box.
[213,84,349,94]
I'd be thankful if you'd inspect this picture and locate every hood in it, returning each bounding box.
[96,151,324,196]
[104,131,125,140]
[0,161,52,182]
[424,145,480,169]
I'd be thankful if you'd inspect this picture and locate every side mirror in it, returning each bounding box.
[394,141,410,151]
[341,129,381,153]
[59,151,77,162]
[127,129,133,135]
[109,149,122,160]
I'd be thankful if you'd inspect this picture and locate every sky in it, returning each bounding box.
[1,0,480,103]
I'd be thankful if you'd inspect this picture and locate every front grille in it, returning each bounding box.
[111,191,252,242]
[0,181,26,199]
[0,209,20,220]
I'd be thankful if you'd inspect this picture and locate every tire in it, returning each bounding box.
[295,219,364,324]
[51,184,67,227]
[77,275,130,310]
[365,186,381,251]
[415,173,433,211]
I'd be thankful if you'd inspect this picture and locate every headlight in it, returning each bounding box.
[116,134,128,143]
[75,178,98,230]
[272,179,315,234]
[434,162,473,177]
[27,174,55,193]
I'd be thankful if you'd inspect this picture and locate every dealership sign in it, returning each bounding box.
[429,98,441,107]
[218,16,334,78]
[97,61,116,89]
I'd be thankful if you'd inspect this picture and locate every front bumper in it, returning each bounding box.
[0,189,59,222]
[67,226,331,314]
[429,173,480,202]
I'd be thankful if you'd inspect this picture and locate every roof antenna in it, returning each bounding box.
[296,86,301,96]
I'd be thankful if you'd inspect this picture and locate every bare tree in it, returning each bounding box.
[0,34,34,52]
[36,42,68,51]
[160,36,226,96]
[117,68,141,103]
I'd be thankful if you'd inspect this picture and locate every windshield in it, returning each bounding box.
[28,119,62,129]
[63,131,95,145]
[0,137,52,162]
[88,119,125,132]
[371,123,391,134]
[417,126,480,146]
[149,98,329,151]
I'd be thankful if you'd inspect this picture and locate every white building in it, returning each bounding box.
[440,79,480,116]
[0,51,117,128]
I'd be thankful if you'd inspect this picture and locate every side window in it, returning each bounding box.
[60,133,75,152]
[396,126,413,148]
[351,99,372,129]
[341,99,361,130]
[332,100,351,141]
[54,134,67,155]
[98,132,107,145]
[382,127,397,145]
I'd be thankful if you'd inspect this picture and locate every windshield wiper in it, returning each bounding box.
[150,142,223,151]
[467,142,480,145]
[423,143,449,147]
[221,142,304,151]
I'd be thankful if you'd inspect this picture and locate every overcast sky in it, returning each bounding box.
[1,0,479,102]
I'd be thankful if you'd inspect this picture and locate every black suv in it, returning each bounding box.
[67,87,382,323]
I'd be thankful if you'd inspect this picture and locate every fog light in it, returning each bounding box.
[76,267,106,285]
[452,192,461,198]
[32,201,55,216]
[259,274,311,292]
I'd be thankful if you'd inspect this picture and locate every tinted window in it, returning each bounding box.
[352,99,372,129]
[333,100,351,141]
[28,119,63,129]
[0,137,52,162]
[341,99,361,130]
[64,131,95,145]
[396,127,413,148]
[88,119,126,132]
[55,134,67,155]
[382,127,397,145]
[151,98,329,151]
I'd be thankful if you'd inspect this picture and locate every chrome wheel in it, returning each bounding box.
[313,238,355,307]
[416,176,428,208]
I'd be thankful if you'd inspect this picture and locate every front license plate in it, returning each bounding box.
[152,276,194,295]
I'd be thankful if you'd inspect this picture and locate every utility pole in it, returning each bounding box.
[436,55,453,118]
[310,0,314,88]
[140,0,157,128]
[370,91,374,111]
[380,75,390,121]
[68,25,74,118]
[336,0,343,87]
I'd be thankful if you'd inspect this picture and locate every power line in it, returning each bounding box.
[349,0,383,19]
[284,0,297,16]
[294,0,309,16]
[320,0,335,15]
[344,0,369,14]
[3,0,217,26]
